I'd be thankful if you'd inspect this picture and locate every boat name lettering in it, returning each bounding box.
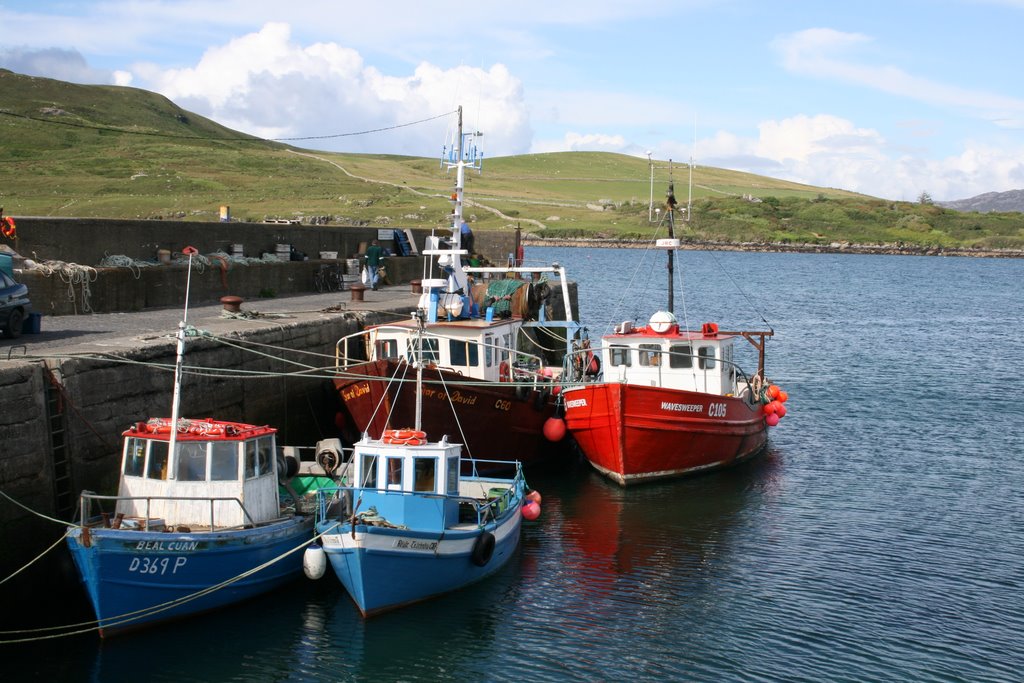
[394,539,438,551]
[135,540,200,551]
[128,556,188,575]
[661,402,703,413]
[446,390,478,406]
[565,399,588,409]
[341,382,371,402]
[494,399,512,411]
[708,402,728,418]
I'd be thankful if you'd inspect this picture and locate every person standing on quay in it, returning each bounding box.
[365,240,384,290]
[460,220,474,255]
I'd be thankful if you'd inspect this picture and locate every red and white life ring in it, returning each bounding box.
[1,216,15,239]
[498,361,511,382]
[382,428,427,446]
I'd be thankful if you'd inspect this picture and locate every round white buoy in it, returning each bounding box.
[303,544,327,580]
[648,311,678,334]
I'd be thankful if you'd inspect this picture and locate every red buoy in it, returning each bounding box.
[543,416,567,442]
[522,501,541,520]
[526,490,542,505]
[766,413,781,427]
[775,403,787,418]
[763,402,778,415]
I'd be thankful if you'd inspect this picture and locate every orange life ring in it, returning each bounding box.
[382,428,427,445]
[499,361,511,382]
[1,216,15,239]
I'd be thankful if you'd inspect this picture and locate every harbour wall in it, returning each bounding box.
[0,310,393,591]
[6,217,519,315]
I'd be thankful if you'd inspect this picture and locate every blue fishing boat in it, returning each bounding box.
[308,312,535,616]
[65,247,326,637]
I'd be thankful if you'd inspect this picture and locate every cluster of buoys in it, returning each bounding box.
[381,428,427,446]
[522,489,542,520]
[762,384,790,427]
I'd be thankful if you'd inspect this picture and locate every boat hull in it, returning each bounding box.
[318,511,521,616]
[563,383,767,485]
[66,516,313,637]
[334,359,566,471]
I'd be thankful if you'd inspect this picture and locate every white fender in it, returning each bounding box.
[303,544,327,580]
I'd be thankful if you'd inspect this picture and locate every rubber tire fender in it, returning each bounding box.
[4,308,23,339]
[470,530,496,567]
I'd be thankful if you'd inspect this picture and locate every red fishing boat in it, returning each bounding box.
[562,178,788,485]
[331,107,585,471]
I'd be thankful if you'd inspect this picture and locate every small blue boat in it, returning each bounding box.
[65,418,317,637]
[308,313,533,616]
[65,247,324,637]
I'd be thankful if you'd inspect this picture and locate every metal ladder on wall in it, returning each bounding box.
[44,366,75,520]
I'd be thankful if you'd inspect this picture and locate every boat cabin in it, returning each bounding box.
[115,418,282,529]
[602,313,742,397]
[349,434,464,529]
[348,321,527,383]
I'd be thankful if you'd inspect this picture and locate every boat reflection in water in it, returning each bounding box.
[517,450,784,624]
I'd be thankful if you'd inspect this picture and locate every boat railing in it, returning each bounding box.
[75,491,266,532]
[561,345,761,402]
[314,460,523,528]
[333,325,551,389]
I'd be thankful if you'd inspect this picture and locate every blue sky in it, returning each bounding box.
[2,0,1023,201]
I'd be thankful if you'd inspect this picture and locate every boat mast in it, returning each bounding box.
[665,162,678,315]
[167,246,198,476]
[438,106,483,296]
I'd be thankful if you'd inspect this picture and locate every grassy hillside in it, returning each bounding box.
[1,69,1022,250]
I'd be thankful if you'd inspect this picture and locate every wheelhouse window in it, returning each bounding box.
[698,346,717,369]
[375,339,398,359]
[177,442,207,481]
[484,335,494,367]
[147,440,169,480]
[639,344,662,367]
[210,441,239,481]
[449,340,479,367]
[245,437,275,479]
[361,453,379,488]
[446,456,459,494]
[409,338,439,363]
[386,457,403,488]
[124,437,146,477]
[609,345,631,367]
[413,458,436,493]
[669,344,693,369]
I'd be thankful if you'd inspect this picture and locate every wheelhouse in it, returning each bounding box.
[115,419,281,529]
[349,436,464,528]
[602,315,747,397]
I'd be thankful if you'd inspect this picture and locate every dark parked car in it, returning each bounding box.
[1,270,31,338]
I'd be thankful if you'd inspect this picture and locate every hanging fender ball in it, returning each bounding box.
[303,544,327,580]
[543,416,567,442]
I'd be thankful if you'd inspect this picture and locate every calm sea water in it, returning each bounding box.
[6,247,1024,681]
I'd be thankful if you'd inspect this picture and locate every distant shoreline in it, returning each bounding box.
[521,237,1024,259]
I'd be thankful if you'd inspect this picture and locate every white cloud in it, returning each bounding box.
[532,132,629,154]
[773,28,1024,128]
[126,23,532,156]
[0,47,115,84]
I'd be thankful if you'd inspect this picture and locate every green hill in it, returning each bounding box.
[1,69,1021,250]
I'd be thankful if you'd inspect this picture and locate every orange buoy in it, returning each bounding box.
[543,416,566,442]
[526,490,542,505]
[767,384,781,400]
[778,390,789,403]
